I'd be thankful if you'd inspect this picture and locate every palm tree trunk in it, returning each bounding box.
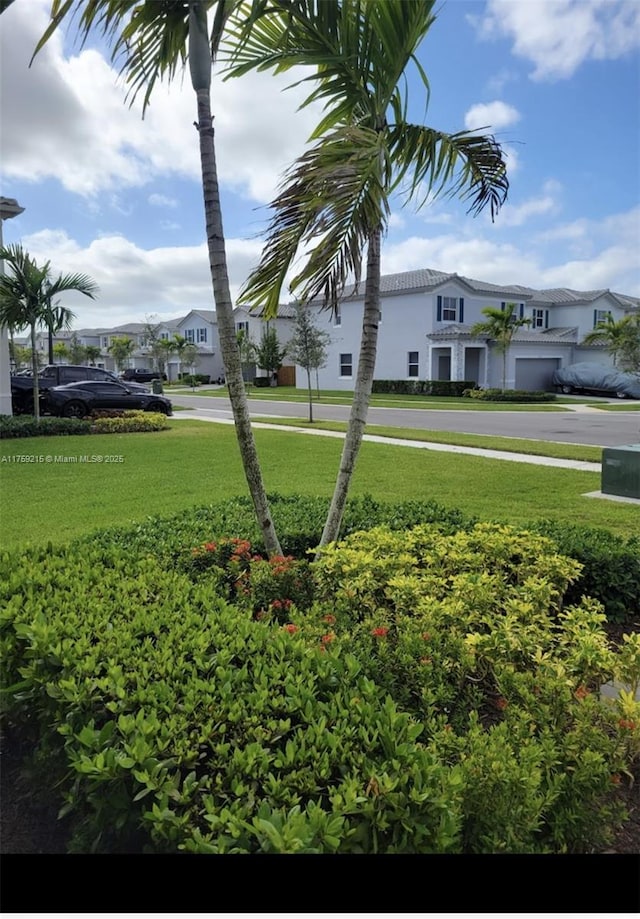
[30,322,40,421]
[194,86,282,556]
[317,227,381,555]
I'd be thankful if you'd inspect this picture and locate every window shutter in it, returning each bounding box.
[501,301,506,311]
[544,311,549,329]
[437,296,442,322]
[593,309,598,328]
[519,303,524,319]
[459,298,464,323]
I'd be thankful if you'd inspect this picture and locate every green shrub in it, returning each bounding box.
[90,411,170,434]
[372,380,476,396]
[0,415,92,438]
[528,520,640,623]
[463,388,556,403]
[2,523,637,854]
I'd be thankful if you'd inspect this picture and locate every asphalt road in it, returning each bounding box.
[173,392,640,448]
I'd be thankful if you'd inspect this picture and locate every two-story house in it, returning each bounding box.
[299,268,639,392]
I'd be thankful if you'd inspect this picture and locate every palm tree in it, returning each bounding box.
[107,336,135,373]
[85,344,102,366]
[583,313,640,372]
[0,244,98,419]
[43,284,76,365]
[31,0,283,556]
[231,0,509,551]
[470,303,531,392]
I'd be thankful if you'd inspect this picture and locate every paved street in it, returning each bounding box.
[172,392,640,448]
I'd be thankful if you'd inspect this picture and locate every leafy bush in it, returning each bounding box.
[372,380,476,396]
[90,411,170,434]
[527,519,640,623]
[0,415,92,438]
[463,388,556,403]
[253,377,271,387]
[1,524,637,854]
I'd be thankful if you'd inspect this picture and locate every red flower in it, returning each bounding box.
[610,774,622,785]
[323,614,336,624]
[204,542,217,552]
[283,624,298,634]
[495,696,508,711]
[371,627,389,638]
[321,633,335,644]
[574,685,589,701]
[619,719,637,731]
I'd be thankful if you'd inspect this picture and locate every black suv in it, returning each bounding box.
[121,368,167,383]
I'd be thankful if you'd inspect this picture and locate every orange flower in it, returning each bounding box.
[611,774,622,785]
[321,633,335,644]
[283,624,298,634]
[323,614,336,624]
[495,696,508,711]
[371,627,389,638]
[419,657,432,665]
[421,632,431,641]
[574,685,589,701]
[619,719,637,731]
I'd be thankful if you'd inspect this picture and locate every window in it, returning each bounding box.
[339,353,352,377]
[594,310,610,328]
[236,321,249,334]
[442,297,457,321]
[334,306,341,327]
[160,332,169,340]
[101,336,109,349]
[532,309,549,329]
[197,327,207,344]
[184,329,195,343]
[436,295,464,323]
[408,351,419,378]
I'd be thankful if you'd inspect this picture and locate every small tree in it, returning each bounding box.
[583,313,640,374]
[286,303,331,421]
[237,329,256,383]
[182,342,200,388]
[107,336,135,373]
[255,326,287,384]
[52,342,69,363]
[471,303,530,392]
[68,333,87,364]
[85,344,102,366]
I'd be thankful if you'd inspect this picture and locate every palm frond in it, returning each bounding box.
[238,124,389,317]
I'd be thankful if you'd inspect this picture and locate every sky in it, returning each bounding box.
[1,0,639,332]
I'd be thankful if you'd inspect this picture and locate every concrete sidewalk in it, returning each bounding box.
[172,410,602,471]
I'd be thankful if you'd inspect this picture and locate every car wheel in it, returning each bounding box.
[615,391,628,400]
[560,384,573,395]
[61,400,88,419]
[148,401,169,415]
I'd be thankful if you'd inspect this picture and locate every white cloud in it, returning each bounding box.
[464,100,521,132]
[495,180,562,227]
[20,228,266,328]
[149,194,178,209]
[380,205,640,296]
[471,0,640,81]
[0,0,320,202]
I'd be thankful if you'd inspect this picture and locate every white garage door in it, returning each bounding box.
[515,358,561,392]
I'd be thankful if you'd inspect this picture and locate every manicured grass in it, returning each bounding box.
[597,403,640,412]
[169,386,573,411]
[2,419,638,551]
[250,417,604,462]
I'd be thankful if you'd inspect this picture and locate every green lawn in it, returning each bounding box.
[250,417,604,462]
[166,385,578,411]
[2,419,637,551]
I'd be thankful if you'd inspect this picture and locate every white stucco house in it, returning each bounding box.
[296,268,639,392]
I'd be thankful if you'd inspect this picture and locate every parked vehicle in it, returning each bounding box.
[44,381,173,419]
[552,363,640,399]
[121,368,167,383]
[11,364,150,414]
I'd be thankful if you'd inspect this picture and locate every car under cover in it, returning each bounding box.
[552,363,640,398]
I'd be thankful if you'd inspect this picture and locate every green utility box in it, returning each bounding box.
[601,444,640,499]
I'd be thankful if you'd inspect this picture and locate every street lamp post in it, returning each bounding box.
[0,197,25,416]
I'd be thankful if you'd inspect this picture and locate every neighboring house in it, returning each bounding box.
[173,310,222,382]
[297,268,640,392]
[233,304,297,383]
